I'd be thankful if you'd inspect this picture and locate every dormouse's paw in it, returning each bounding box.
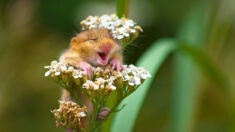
[97,107,110,120]
[77,61,92,79]
[110,59,123,72]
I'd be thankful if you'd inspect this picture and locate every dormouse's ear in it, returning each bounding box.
[70,37,79,49]
[70,31,88,49]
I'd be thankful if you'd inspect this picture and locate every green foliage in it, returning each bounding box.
[178,43,228,90]
[104,1,230,132]
[111,39,177,132]
[109,37,229,132]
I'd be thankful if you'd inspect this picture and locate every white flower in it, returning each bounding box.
[124,20,135,27]
[107,83,116,90]
[94,67,104,73]
[130,29,136,33]
[67,66,74,72]
[100,15,111,23]
[95,78,106,89]
[113,20,121,27]
[72,70,82,79]
[117,35,124,39]
[136,67,151,79]
[89,25,97,29]
[124,75,141,86]
[83,80,99,90]
[125,64,138,75]
[55,71,61,76]
[85,16,98,26]
[117,27,125,34]
[60,65,67,73]
[79,112,86,117]
[105,77,116,90]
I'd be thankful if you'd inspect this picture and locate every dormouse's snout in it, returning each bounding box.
[100,43,112,53]
[99,38,114,53]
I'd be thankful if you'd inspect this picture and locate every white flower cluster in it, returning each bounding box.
[121,65,151,86]
[44,61,151,92]
[80,14,143,41]
[83,77,116,91]
[44,60,86,78]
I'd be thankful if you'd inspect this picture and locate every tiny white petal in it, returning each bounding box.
[60,65,67,73]
[141,74,147,79]
[134,76,141,85]
[44,71,51,77]
[130,29,136,33]
[124,33,130,37]
[80,112,86,117]
[73,75,79,79]
[93,84,99,90]
[109,85,116,90]
[117,35,124,39]
[129,82,135,86]
[44,66,50,69]
[56,108,62,112]
[55,71,61,76]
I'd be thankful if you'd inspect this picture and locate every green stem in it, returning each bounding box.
[117,0,130,18]
[95,86,137,128]
[95,99,122,128]
[70,90,83,106]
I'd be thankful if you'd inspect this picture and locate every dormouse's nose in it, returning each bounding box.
[100,43,111,53]
[100,38,113,53]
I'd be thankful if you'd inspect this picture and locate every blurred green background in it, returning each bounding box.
[0,0,235,132]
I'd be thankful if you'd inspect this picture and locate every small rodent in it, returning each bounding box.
[59,28,123,131]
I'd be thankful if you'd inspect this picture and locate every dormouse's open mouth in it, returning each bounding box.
[97,51,109,66]
[98,51,107,60]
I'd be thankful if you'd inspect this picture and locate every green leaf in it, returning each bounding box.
[114,104,127,112]
[178,43,228,90]
[171,3,208,132]
[172,42,229,132]
[111,38,177,132]
[172,2,228,132]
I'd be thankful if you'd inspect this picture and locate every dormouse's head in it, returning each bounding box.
[70,28,120,66]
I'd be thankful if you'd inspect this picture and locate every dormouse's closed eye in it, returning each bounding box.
[88,38,97,42]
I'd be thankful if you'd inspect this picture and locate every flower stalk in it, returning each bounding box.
[117,0,130,18]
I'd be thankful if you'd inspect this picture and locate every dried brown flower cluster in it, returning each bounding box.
[51,100,87,129]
